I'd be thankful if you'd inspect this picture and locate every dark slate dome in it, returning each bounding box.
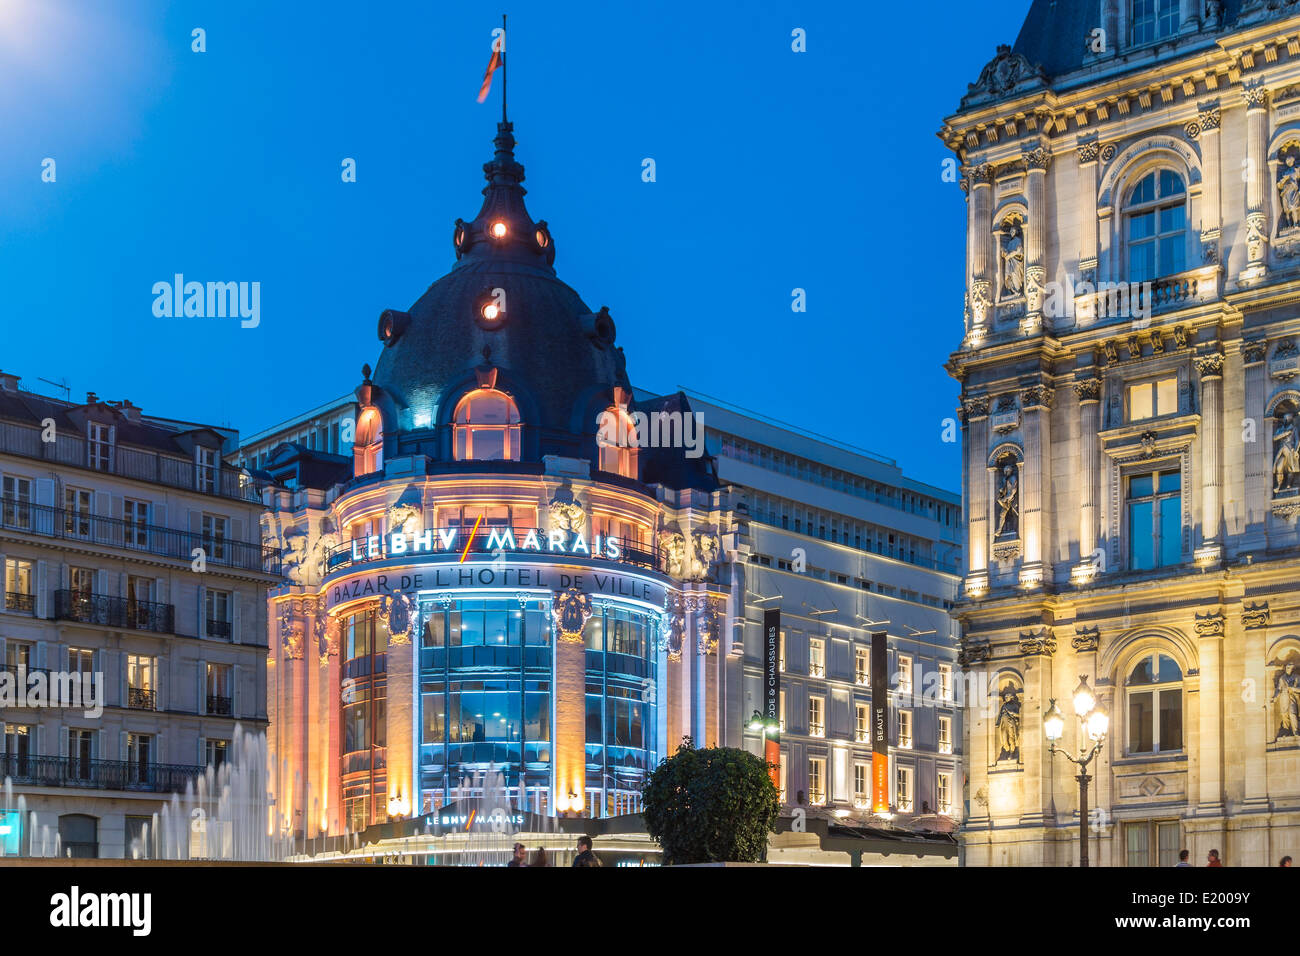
[369,122,631,463]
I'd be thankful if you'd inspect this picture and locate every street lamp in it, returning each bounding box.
[748,709,780,745]
[1044,676,1109,868]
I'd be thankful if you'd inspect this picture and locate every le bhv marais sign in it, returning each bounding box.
[324,561,668,613]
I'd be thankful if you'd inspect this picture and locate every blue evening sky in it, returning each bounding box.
[1,0,1030,491]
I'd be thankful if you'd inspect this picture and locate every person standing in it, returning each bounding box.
[572,835,602,867]
[1175,849,1191,867]
[508,843,528,867]
[1281,856,1293,867]
[1207,849,1223,867]
[531,847,549,867]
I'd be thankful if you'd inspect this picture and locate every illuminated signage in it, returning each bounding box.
[426,810,524,832]
[871,631,889,813]
[350,528,622,563]
[325,561,668,614]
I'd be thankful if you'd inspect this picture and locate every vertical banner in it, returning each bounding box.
[871,630,889,813]
[763,609,781,790]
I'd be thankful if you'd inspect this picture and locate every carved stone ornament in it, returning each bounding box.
[1077,142,1100,164]
[963,395,991,419]
[1194,611,1226,638]
[278,600,305,660]
[1021,385,1055,410]
[691,531,721,580]
[1099,143,1117,164]
[994,683,1023,763]
[1242,602,1271,630]
[695,597,722,656]
[281,525,310,586]
[1271,649,1300,739]
[659,529,687,577]
[1152,331,1166,354]
[1173,325,1189,350]
[1072,625,1101,652]
[316,611,340,664]
[552,587,594,643]
[991,395,1020,433]
[1140,430,1159,459]
[381,589,417,645]
[957,639,991,666]
[1274,339,1300,382]
[1243,84,1270,109]
[310,519,340,584]
[1074,377,1102,402]
[1023,146,1051,171]
[1195,352,1225,378]
[1247,212,1269,263]
[1102,340,1120,365]
[970,279,992,326]
[964,44,1046,104]
[1272,397,1300,496]
[1244,340,1268,364]
[660,591,685,661]
[1018,627,1057,656]
[1199,107,1221,133]
[548,485,586,533]
[1025,265,1046,315]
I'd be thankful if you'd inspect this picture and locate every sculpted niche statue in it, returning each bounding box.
[1279,153,1300,232]
[1275,405,1300,495]
[995,686,1022,762]
[1274,659,1300,738]
[994,460,1020,540]
[1000,223,1025,298]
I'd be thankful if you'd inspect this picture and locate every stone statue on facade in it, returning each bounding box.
[659,530,687,578]
[1279,153,1300,232]
[281,525,310,585]
[994,461,1019,539]
[1274,659,1300,738]
[1000,223,1025,298]
[995,686,1022,761]
[1274,405,1300,494]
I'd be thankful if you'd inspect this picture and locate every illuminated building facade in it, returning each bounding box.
[251,122,962,841]
[944,0,1300,865]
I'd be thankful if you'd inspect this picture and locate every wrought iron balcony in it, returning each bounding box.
[206,694,232,716]
[0,753,205,793]
[1,498,280,575]
[206,619,232,639]
[54,590,174,634]
[127,687,156,710]
[4,591,34,613]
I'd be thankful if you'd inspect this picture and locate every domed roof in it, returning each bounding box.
[370,122,631,461]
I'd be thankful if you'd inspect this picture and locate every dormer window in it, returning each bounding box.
[1131,0,1178,46]
[597,405,639,478]
[88,422,113,471]
[453,388,520,461]
[195,446,217,494]
[353,406,384,475]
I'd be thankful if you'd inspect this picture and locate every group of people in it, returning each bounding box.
[507,835,602,867]
[1174,848,1294,866]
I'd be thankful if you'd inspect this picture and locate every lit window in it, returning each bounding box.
[809,638,825,678]
[895,765,914,813]
[64,487,92,538]
[939,715,953,755]
[855,647,869,686]
[88,422,113,472]
[201,513,229,563]
[853,763,869,808]
[897,655,913,695]
[938,662,953,702]
[779,690,785,733]
[354,406,384,475]
[1127,652,1184,755]
[808,695,825,738]
[855,703,869,743]
[453,389,521,461]
[596,405,638,478]
[808,758,826,805]
[778,631,786,672]
[1127,376,1178,422]
[898,709,913,750]
[1127,469,1181,570]
[1,476,32,531]
[1125,169,1186,281]
[937,771,953,815]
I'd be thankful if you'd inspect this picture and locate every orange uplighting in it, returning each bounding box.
[482,302,501,321]
[490,221,508,239]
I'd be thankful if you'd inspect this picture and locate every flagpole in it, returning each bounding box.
[501,13,508,125]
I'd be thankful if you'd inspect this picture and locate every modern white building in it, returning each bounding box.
[0,371,278,858]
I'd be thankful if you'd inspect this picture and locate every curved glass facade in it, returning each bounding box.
[414,595,657,817]
[340,608,389,832]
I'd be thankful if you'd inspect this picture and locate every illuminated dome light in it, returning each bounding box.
[490,221,508,239]
[482,301,502,322]
[535,227,548,247]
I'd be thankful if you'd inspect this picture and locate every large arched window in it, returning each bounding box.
[353,405,383,476]
[1125,169,1186,282]
[1126,651,1183,754]
[453,388,520,461]
[596,405,639,478]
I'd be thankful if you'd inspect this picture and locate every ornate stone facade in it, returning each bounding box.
[945,3,1300,867]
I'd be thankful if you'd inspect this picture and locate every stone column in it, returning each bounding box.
[1241,607,1270,811]
[384,601,415,828]
[1243,85,1270,279]
[1196,352,1225,555]
[554,625,587,815]
[969,165,994,338]
[1194,613,1226,816]
[1020,385,1055,584]
[1076,143,1100,288]
[1024,146,1051,332]
[963,397,991,585]
[1243,341,1270,548]
[1198,106,1222,265]
[1074,377,1102,564]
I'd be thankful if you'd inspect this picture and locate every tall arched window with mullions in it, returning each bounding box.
[1126,651,1184,755]
[1125,169,1186,282]
[452,388,521,461]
